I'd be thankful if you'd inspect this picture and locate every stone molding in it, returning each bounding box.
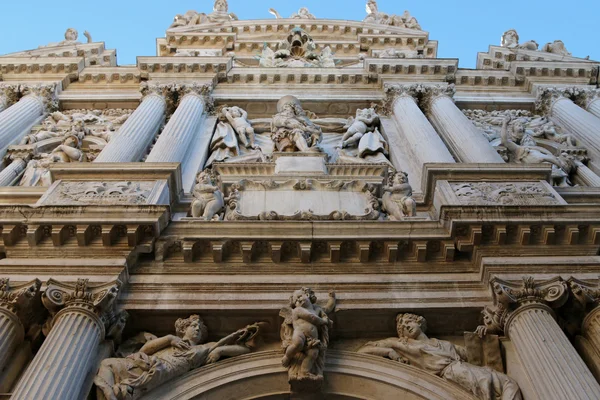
[139,350,478,400]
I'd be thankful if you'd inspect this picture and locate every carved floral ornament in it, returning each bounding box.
[382,83,455,116]
[0,277,42,318]
[139,81,214,113]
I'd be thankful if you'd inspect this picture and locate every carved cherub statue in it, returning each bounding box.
[190,170,225,220]
[95,315,265,400]
[222,106,257,149]
[381,171,416,220]
[280,288,335,389]
[342,108,380,148]
[358,313,523,400]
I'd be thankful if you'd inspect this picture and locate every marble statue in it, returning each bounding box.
[40,28,92,48]
[94,315,265,400]
[363,0,421,30]
[280,288,336,391]
[501,117,573,186]
[169,0,237,28]
[20,135,85,187]
[500,29,539,50]
[381,171,416,219]
[190,171,225,220]
[542,40,572,56]
[271,96,322,152]
[358,313,522,400]
[205,106,263,166]
[290,7,316,19]
[222,106,257,150]
[258,28,335,68]
[342,108,380,148]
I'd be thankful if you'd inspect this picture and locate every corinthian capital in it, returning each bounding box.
[0,277,43,327]
[0,83,19,110]
[419,83,456,114]
[568,278,600,312]
[140,81,214,113]
[381,83,424,115]
[42,278,121,332]
[19,83,59,112]
[535,86,594,115]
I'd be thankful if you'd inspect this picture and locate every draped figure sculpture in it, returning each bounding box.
[271,96,322,152]
[381,171,417,219]
[205,106,260,167]
[94,315,265,400]
[500,116,573,186]
[358,313,522,400]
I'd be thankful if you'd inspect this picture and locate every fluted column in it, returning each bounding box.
[0,87,52,159]
[11,278,120,400]
[567,279,600,379]
[423,85,504,163]
[582,90,600,119]
[94,84,168,163]
[386,85,455,166]
[484,277,600,400]
[0,278,42,384]
[146,84,210,163]
[0,157,28,186]
[538,88,600,172]
[573,159,600,187]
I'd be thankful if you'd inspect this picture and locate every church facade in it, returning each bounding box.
[1,1,600,399]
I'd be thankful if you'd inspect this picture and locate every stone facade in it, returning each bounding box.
[0,1,600,399]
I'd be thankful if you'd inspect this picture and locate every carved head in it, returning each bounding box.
[390,171,408,185]
[366,0,378,14]
[64,28,78,41]
[501,29,519,47]
[63,135,81,148]
[175,314,208,344]
[396,313,427,339]
[213,0,228,12]
[276,95,302,113]
[290,287,317,308]
[481,305,504,333]
[196,170,214,185]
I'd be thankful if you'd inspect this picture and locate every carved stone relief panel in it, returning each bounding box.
[36,180,169,206]
[446,181,565,206]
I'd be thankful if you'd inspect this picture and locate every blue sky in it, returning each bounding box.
[1,0,597,69]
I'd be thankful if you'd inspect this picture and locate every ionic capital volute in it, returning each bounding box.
[482,276,568,335]
[19,83,59,112]
[42,278,121,336]
[0,277,44,329]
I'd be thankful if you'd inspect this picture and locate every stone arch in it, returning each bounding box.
[139,350,478,400]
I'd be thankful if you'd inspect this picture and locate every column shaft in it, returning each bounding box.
[0,95,45,159]
[507,305,600,400]
[550,97,600,171]
[0,94,7,113]
[0,158,27,186]
[579,308,600,378]
[586,98,600,119]
[11,309,103,400]
[393,95,455,165]
[146,93,205,163]
[94,94,166,163]
[0,308,25,377]
[427,95,504,163]
[574,160,600,187]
